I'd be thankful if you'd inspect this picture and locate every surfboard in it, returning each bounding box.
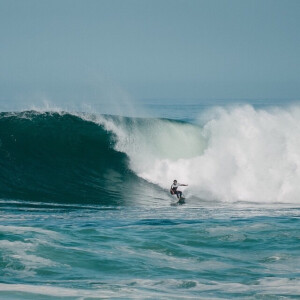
[170,193,185,205]
[171,198,185,206]
[178,197,185,204]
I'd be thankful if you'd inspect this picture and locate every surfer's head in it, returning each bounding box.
[173,180,177,184]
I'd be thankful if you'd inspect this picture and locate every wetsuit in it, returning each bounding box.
[170,183,182,199]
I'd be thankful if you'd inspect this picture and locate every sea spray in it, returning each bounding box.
[97,105,300,204]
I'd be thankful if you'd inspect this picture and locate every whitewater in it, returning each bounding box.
[96,104,300,204]
[1,102,300,299]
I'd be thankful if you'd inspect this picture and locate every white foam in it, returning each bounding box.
[101,105,300,204]
[0,282,196,298]
[0,277,299,298]
[0,283,111,298]
[0,240,57,270]
[0,225,61,238]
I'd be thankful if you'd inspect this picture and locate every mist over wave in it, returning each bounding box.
[1,104,300,204]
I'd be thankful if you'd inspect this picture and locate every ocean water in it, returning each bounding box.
[0,101,300,299]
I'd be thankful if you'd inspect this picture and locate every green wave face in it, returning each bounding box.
[0,111,140,204]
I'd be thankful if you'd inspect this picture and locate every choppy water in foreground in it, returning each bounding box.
[1,201,300,299]
[1,102,300,299]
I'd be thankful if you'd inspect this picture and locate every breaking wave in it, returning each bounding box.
[1,105,300,204]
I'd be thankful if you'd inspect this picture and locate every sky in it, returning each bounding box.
[0,0,299,107]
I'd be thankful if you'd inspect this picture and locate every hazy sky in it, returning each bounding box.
[0,0,299,105]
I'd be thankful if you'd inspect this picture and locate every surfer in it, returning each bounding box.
[170,180,188,199]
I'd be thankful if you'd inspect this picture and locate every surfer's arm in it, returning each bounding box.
[180,184,188,186]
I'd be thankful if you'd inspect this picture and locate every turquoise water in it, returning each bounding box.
[1,202,299,299]
[1,102,300,299]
